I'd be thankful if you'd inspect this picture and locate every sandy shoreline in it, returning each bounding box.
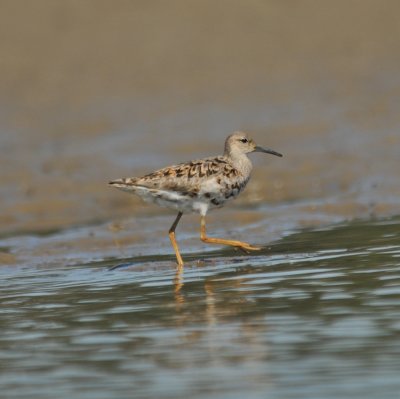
[1,0,399,246]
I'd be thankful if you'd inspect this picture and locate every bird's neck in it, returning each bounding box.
[225,150,253,177]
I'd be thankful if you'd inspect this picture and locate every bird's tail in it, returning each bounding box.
[109,178,138,192]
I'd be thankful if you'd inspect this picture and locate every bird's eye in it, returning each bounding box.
[240,138,248,143]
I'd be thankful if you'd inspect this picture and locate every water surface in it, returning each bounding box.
[1,217,399,399]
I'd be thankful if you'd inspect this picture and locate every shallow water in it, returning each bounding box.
[1,216,399,399]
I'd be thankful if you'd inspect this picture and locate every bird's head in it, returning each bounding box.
[225,131,283,158]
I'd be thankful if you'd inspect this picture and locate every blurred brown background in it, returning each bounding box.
[1,0,400,237]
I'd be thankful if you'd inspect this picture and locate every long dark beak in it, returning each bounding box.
[254,145,283,157]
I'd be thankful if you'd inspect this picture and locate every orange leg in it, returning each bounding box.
[168,212,184,267]
[200,215,262,251]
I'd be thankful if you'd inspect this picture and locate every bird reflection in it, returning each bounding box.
[174,265,184,306]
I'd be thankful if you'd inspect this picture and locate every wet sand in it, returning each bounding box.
[1,1,400,265]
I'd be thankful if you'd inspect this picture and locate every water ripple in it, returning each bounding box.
[0,217,400,398]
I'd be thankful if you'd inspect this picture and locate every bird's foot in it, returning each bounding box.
[235,243,262,254]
